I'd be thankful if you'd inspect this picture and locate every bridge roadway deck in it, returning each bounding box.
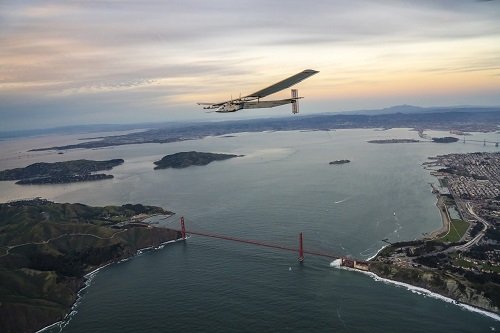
[174,229,340,260]
[463,139,498,145]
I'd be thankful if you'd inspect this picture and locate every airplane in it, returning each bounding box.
[198,69,319,114]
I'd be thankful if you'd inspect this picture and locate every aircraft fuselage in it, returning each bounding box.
[198,69,318,114]
[216,102,243,112]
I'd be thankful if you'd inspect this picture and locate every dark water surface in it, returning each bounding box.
[1,128,499,332]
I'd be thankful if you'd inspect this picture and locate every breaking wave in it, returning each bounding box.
[329,260,500,322]
[35,238,185,333]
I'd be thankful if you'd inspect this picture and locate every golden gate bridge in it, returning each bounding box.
[172,217,341,262]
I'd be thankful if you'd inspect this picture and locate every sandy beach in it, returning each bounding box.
[427,194,451,239]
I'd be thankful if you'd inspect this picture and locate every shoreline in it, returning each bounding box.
[366,243,389,261]
[331,261,500,322]
[427,194,451,239]
[35,237,184,333]
[359,181,498,318]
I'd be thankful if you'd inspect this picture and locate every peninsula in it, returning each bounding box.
[0,159,124,184]
[154,151,242,169]
[0,198,179,333]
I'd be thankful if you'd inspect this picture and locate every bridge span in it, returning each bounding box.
[173,217,340,262]
[462,138,499,147]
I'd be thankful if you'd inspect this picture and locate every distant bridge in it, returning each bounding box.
[462,138,499,147]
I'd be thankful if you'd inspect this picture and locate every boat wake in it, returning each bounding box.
[336,304,347,328]
[334,197,350,204]
[393,214,402,238]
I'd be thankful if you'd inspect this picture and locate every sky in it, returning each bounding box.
[1,0,500,131]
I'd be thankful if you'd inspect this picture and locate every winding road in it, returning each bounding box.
[0,229,128,258]
[454,202,489,251]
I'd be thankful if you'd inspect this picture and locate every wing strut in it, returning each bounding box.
[292,89,299,114]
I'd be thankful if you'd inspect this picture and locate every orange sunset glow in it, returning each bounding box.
[1,1,500,130]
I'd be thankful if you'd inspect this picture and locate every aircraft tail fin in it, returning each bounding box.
[291,89,299,114]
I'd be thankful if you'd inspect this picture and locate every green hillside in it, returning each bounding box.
[0,199,179,333]
[0,159,124,184]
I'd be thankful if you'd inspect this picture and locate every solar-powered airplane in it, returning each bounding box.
[198,69,319,114]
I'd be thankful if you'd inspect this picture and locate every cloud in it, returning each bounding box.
[1,0,500,130]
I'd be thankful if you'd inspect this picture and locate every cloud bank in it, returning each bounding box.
[1,0,500,130]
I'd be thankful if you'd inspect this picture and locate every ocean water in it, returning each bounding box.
[1,128,499,332]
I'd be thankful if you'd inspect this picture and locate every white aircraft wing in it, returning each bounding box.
[245,69,319,99]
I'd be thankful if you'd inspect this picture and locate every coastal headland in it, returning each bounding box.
[364,152,500,314]
[0,199,180,333]
[0,159,124,185]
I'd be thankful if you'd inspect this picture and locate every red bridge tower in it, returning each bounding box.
[180,216,186,240]
[298,232,304,262]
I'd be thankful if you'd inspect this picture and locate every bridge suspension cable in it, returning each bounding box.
[174,217,340,262]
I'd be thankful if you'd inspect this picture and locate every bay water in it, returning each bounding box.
[1,128,499,332]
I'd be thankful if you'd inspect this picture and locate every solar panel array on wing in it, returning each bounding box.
[246,69,319,99]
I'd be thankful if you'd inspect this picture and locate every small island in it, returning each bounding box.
[0,159,124,185]
[154,151,242,169]
[432,136,459,143]
[368,139,420,144]
[329,159,350,165]
[0,198,179,333]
